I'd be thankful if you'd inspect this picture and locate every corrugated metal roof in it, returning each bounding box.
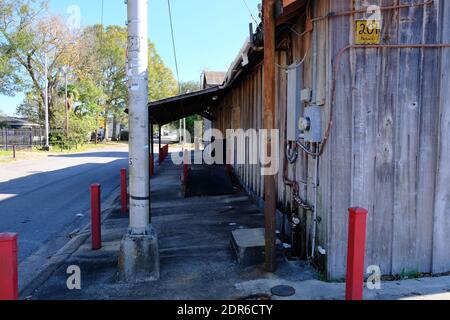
[149,86,224,125]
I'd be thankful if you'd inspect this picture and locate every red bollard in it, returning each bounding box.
[345,207,368,300]
[120,168,128,214]
[0,233,18,300]
[91,184,102,250]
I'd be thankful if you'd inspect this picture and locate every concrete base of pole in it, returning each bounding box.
[118,226,160,283]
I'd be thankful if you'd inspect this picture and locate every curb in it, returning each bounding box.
[19,186,123,299]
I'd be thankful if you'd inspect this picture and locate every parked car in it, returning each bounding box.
[165,132,179,142]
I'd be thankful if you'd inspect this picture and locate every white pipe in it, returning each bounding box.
[311,16,318,103]
[127,0,150,235]
[310,2,319,259]
[311,150,319,259]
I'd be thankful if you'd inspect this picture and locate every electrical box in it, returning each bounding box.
[300,105,322,143]
[286,65,303,142]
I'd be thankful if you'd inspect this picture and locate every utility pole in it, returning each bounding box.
[43,53,50,151]
[263,0,277,273]
[63,67,69,139]
[119,0,160,282]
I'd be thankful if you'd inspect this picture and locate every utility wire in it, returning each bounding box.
[167,0,182,94]
[167,0,184,147]
[241,0,259,24]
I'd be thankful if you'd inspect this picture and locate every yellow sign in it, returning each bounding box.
[355,20,381,45]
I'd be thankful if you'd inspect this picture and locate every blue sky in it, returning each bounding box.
[0,0,261,116]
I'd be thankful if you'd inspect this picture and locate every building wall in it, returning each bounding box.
[212,0,450,279]
[323,0,450,279]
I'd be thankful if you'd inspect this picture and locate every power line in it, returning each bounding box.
[167,0,181,94]
[241,0,259,24]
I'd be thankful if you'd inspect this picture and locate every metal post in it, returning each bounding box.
[91,184,102,250]
[345,208,368,300]
[158,125,162,151]
[0,233,18,300]
[119,0,159,282]
[183,117,186,149]
[263,0,277,273]
[64,69,69,139]
[44,54,50,151]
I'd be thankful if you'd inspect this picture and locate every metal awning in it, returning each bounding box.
[148,86,224,126]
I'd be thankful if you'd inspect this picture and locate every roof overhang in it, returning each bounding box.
[146,0,308,126]
[148,85,224,126]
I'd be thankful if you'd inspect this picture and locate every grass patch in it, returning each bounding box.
[34,141,128,154]
[0,149,12,157]
[398,269,422,280]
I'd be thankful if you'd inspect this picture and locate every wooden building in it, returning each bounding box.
[150,0,450,279]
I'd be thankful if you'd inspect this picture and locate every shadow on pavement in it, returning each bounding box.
[48,151,128,159]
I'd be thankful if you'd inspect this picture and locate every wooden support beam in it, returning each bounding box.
[263,0,277,273]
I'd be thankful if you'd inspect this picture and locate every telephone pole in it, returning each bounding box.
[119,0,160,282]
[263,0,277,272]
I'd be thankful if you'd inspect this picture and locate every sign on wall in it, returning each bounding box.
[355,20,381,45]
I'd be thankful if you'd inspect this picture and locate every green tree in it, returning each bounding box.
[167,81,203,141]
[0,0,80,124]
[180,81,200,94]
[148,42,178,102]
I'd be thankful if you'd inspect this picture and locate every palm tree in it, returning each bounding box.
[58,83,80,138]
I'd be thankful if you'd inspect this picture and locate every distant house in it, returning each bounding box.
[0,117,43,147]
[0,116,41,129]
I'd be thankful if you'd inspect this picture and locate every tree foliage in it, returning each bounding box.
[0,0,81,123]
[0,0,178,144]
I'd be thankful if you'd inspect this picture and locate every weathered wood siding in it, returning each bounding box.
[323,0,450,279]
[212,0,450,279]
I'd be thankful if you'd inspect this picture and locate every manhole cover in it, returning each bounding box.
[271,285,296,297]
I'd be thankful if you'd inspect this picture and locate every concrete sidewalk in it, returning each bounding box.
[27,155,450,300]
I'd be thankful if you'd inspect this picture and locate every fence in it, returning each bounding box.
[0,128,45,149]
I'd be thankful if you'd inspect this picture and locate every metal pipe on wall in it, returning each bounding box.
[310,147,319,259]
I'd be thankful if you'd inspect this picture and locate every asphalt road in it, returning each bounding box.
[0,145,129,263]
